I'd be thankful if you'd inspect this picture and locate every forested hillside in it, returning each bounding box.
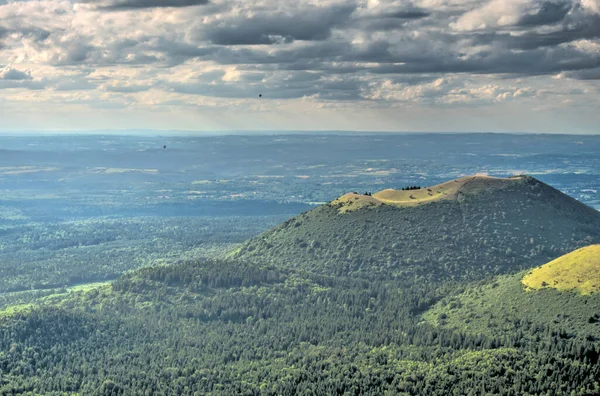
[0,258,599,395]
[234,176,600,281]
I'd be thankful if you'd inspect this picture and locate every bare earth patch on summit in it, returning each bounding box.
[331,175,522,213]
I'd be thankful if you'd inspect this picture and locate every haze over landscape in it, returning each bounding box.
[2,0,600,395]
[1,0,600,132]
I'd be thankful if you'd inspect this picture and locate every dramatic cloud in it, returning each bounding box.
[0,0,599,132]
[203,5,356,45]
[518,1,572,26]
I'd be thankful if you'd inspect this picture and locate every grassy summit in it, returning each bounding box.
[332,175,520,213]
[330,193,382,213]
[522,245,600,295]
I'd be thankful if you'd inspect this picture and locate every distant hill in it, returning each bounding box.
[424,245,600,342]
[233,175,600,281]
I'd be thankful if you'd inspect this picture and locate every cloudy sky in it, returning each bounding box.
[0,0,599,133]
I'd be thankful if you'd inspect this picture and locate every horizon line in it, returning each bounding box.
[1,130,599,137]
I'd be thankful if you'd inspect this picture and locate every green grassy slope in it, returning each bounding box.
[423,266,600,343]
[234,176,600,281]
[522,245,600,295]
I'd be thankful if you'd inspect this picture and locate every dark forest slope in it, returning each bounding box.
[233,175,600,281]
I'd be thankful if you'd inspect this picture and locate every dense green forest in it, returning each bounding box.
[0,258,599,395]
[424,271,600,342]
[1,176,600,394]
[0,216,283,293]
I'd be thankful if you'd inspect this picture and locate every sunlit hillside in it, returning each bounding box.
[523,245,600,295]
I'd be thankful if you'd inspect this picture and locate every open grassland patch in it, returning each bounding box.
[522,245,600,295]
[330,193,383,213]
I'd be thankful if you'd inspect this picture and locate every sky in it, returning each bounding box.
[0,0,599,133]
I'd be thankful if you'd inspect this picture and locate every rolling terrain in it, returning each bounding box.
[234,175,600,281]
[1,257,599,395]
[0,173,600,394]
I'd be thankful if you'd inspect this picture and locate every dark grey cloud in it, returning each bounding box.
[517,1,573,27]
[383,9,430,19]
[564,67,600,79]
[203,24,600,83]
[202,4,428,45]
[363,43,600,77]
[5,0,596,83]
[44,37,165,66]
[83,0,209,11]
[204,4,356,45]
[470,13,600,50]
[0,67,31,80]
